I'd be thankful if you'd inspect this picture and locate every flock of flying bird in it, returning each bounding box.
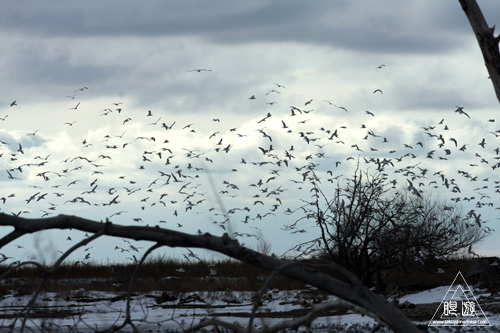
[0,66,499,263]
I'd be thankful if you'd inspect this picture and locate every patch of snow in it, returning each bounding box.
[399,286,450,304]
[1,287,500,331]
[399,285,491,304]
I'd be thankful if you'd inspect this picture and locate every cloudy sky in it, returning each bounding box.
[1,1,500,264]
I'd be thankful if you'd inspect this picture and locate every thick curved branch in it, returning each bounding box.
[0,229,25,248]
[0,213,422,332]
[459,0,500,104]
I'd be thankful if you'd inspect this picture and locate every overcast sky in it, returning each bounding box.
[1,1,500,265]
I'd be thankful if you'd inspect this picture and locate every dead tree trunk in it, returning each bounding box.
[458,0,500,104]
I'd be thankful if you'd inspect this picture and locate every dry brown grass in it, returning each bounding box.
[0,256,307,294]
[0,255,493,296]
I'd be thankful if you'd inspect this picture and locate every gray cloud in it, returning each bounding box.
[3,1,497,54]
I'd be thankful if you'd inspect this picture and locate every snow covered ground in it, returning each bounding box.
[1,286,500,332]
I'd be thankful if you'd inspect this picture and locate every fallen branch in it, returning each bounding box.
[0,213,422,332]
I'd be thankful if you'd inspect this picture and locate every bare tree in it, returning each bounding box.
[0,212,423,332]
[459,0,500,104]
[307,169,486,288]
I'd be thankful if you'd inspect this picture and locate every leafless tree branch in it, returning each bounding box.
[1,229,105,331]
[96,243,162,333]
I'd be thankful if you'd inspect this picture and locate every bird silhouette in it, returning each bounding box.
[455,105,470,118]
[69,102,80,110]
[186,69,212,72]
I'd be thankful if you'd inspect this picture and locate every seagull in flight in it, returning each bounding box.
[10,101,17,107]
[407,179,423,199]
[186,69,212,72]
[455,105,470,118]
[69,102,80,110]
